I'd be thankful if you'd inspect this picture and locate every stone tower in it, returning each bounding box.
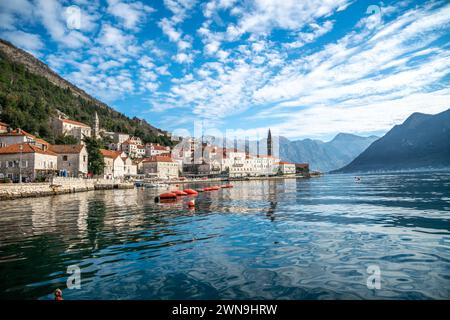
[93,112,100,139]
[267,128,272,156]
[245,136,249,158]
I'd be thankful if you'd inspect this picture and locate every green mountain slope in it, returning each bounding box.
[0,39,172,146]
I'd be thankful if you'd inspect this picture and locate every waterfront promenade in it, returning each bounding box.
[0,177,134,201]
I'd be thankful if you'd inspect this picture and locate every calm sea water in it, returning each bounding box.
[0,172,449,300]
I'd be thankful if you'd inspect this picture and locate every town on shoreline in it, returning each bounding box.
[0,113,313,199]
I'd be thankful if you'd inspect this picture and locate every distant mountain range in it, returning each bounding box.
[334,109,450,173]
[278,133,379,172]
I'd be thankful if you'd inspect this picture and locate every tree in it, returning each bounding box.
[84,136,105,176]
[54,134,78,145]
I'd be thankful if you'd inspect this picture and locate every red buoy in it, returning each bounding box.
[159,192,177,199]
[187,199,195,207]
[184,189,198,195]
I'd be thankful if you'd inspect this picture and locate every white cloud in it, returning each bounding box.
[154,1,449,140]
[35,0,91,48]
[96,23,136,54]
[174,52,194,64]
[285,20,335,49]
[224,0,350,39]
[107,0,154,30]
[0,0,34,30]
[0,30,44,53]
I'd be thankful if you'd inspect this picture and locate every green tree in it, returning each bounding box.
[84,136,105,176]
[54,135,78,145]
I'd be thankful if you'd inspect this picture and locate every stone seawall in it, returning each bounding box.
[0,177,134,201]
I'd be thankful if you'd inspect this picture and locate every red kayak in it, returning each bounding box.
[174,190,188,196]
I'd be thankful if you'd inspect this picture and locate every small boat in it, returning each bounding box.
[174,190,188,196]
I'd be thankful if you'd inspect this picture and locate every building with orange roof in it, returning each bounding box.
[0,129,49,150]
[120,137,145,158]
[145,143,170,157]
[142,155,179,179]
[295,163,310,176]
[51,116,92,143]
[0,143,58,182]
[100,149,125,179]
[277,161,296,175]
[49,144,88,177]
[121,155,137,176]
[0,121,9,133]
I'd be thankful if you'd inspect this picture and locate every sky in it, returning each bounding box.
[0,0,449,141]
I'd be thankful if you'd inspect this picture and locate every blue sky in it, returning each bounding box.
[0,0,449,141]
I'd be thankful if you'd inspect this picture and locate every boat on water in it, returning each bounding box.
[144,182,169,188]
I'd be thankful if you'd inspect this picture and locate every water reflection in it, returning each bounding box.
[0,172,449,299]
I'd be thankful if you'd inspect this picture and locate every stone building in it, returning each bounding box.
[100,149,125,179]
[51,117,91,143]
[0,121,9,133]
[0,129,49,150]
[0,143,58,182]
[278,161,296,175]
[295,163,310,176]
[122,156,138,176]
[121,137,145,158]
[49,144,88,177]
[142,155,179,180]
[145,143,170,157]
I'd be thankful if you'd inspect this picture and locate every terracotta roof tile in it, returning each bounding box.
[0,143,57,156]
[50,144,85,154]
[0,129,49,147]
[100,149,122,159]
[61,119,90,128]
[142,155,174,163]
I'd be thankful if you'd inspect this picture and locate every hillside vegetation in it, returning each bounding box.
[0,40,172,146]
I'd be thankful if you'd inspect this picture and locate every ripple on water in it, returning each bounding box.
[0,172,449,299]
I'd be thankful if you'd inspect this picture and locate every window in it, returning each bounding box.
[63,155,68,161]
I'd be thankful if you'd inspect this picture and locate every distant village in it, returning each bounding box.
[0,114,309,183]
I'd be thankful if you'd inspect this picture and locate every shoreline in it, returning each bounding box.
[0,177,134,201]
[0,174,320,201]
[165,174,317,184]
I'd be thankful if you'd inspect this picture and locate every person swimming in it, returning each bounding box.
[54,288,63,301]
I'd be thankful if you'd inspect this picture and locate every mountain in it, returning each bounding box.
[279,133,379,172]
[334,109,450,173]
[0,39,172,146]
